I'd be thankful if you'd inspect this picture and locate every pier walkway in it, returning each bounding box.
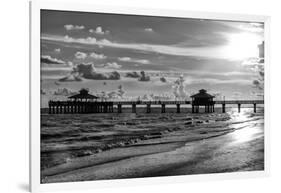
[48,100,264,114]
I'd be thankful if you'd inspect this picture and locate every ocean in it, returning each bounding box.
[40,107,264,183]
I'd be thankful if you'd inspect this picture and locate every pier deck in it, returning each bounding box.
[48,100,264,114]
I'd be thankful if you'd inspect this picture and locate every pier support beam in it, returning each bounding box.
[117,104,122,113]
[222,104,226,113]
[104,104,108,113]
[161,104,166,113]
[254,103,256,113]
[132,104,136,113]
[146,104,151,113]
[192,105,194,113]
[195,105,199,113]
[238,103,241,113]
[176,104,180,113]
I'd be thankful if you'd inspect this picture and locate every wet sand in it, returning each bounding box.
[41,108,264,183]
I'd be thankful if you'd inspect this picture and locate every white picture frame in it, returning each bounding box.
[30,0,270,192]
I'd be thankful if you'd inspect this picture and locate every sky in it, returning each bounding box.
[40,9,264,106]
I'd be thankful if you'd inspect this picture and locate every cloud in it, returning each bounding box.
[253,80,263,90]
[53,88,78,96]
[41,55,65,64]
[41,89,46,95]
[144,28,153,32]
[72,63,121,80]
[59,72,83,82]
[89,52,107,59]
[42,34,232,59]
[232,92,242,99]
[125,71,141,78]
[89,26,109,35]
[238,23,264,33]
[103,62,122,69]
[138,71,150,81]
[75,51,87,59]
[54,48,61,53]
[251,91,264,98]
[96,85,126,100]
[64,24,85,31]
[118,57,150,64]
[172,75,189,99]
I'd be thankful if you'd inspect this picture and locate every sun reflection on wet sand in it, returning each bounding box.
[231,126,262,144]
[228,108,263,144]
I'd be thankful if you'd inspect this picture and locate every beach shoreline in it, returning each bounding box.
[40,108,264,183]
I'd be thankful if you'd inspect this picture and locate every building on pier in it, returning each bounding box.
[68,88,99,101]
[190,89,215,113]
[48,89,114,114]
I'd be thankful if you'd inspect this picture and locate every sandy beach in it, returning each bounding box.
[41,108,264,183]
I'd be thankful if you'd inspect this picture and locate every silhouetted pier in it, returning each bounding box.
[48,89,264,114]
[48,100,264,114]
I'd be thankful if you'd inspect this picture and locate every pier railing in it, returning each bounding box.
[48,100,264,114]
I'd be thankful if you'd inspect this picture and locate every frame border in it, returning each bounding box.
[30,0,271,192]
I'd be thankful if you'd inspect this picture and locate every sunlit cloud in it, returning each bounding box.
[144,28,153,32]
[64,24,85,31]
[42,34,244,60]
[118,57,150,64]
[74,51,87,59]
[222,32,263,60]
[90,52,107,59]
[41,55,65,64]
[89,26,109,35]
[54,48,61,53]
[102,62,122,69]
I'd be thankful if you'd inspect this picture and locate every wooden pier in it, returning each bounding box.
[48,100,264,114]
[48,89,263,114]
[48,101,114,114]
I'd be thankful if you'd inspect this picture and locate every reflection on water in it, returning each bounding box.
[231,126,261,144]
[41,107,264,171]
[228,108,264,144]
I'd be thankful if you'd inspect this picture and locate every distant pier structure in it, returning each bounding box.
[191,89,215,113]
[48,88,263,114]
[48,89,113,114]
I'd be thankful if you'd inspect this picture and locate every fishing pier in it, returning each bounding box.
[48,89,264,114]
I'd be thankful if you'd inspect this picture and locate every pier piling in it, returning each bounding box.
[132,104,136,113]
[146,104,151,113]
[48,100,263,114]
[176,104,180,113]
[117,104,122,113]
[161,104,166,113]
[222,104,225,113]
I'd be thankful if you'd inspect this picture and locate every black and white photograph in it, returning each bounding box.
[40,9,265,184]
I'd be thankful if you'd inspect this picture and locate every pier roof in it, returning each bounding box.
[190,89,214,98]
[68,89,98,100]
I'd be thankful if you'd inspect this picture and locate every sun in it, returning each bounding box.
[224,33,262,60]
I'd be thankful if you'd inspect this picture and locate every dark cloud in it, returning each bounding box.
[41,89,46,95]
[253,80,263,90]
[138,71,150,81]
[125,71,141,78]
[74,63,121,80]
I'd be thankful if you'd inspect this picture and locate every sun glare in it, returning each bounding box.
[225,33,262,60]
